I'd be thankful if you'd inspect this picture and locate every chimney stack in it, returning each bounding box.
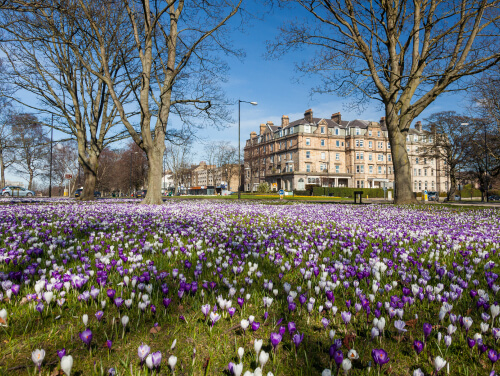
[266,121,274,127]
[260,123,266,135]
[380,116,386,128]
[331,112,341,124]
[415,121,422,132]
[250,131,257,139]
[281,115,289,127]
[304,109,313,123]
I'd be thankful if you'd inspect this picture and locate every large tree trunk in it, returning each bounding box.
[28,171,33,191]
[447,171,457,201]
[81,153,98,201]
[142,146,164,205]
[0,150,5,188]
[386,115,417,205]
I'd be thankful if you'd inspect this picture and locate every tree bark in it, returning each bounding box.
[448,171,457,201]
[80,153,98,201]
[0,149,5,188]
[142,146,164,205]
[386,114,417,204]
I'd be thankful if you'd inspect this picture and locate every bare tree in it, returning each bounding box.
[10,113,49,189]
[52,141,79,196]
[45,0,243,204]
[205,141,239,190]
[269,0,500,203]
[166,141,193,194]
[0,3,137,200]
[421,112,473,201]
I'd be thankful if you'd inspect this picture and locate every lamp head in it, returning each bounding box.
[250,102,258,105]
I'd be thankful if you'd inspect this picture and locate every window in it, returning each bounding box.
[406,136,410,142]
[355,128,360,135]
[388,166,392,174]
[388,154,392,162]
[278,155,281,162]
[416,157,419,164]
[298,178,305,190]
[378,131,381,137]
[306,151,310,159]
[263,145,266,152]
[424,169,427,176]
[288,164,294,172]
[369,153,373,161]
[414,135,418,142]
[304,125,311,133]
[378,154,383,161]
[432,181,435,189]
[414,181,417,190]
[369,130,372,136]
[321,152,326,160]
[378,142,383,149]
[407,147,410,152]
[414,168,417,176]
[356,165,364,173]
[369,141,373,148]
[360,140,364,147]
[279,130,283,137]
[429,135,433,143]
[415,147,419,153]
[335,165,340,173]
[321,127,325,134]
[356,180,365,188]
[306,164,311,172]
[270,144,273,151]
[356,140,359,147]
[418,169,421,176]
[335,128,339,135]
[423,136,427,143]
[369,165,373,173]
[425,181,428,190]
[289,140,292,147]
[336,140,340,147]
[387,142,390,149]
[335,153,340,161]
[356,152,364,160]
[419,181,422,190]
[378,166,382,174]
[306,138,311,146]
[424,158,427,164]
[321,139,325,146]
[289,152,292,160]
[270,156,274,163]
[320,164,326,171]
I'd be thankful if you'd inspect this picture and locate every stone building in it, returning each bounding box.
[243,109,450,193]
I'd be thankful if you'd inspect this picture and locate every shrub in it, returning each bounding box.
[256,183,271,193]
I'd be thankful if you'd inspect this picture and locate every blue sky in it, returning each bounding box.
[5,0,470,184]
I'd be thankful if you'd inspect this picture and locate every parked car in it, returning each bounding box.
[427,191,438,201]
[75,189,101,198]
[135,190,147,198]
[1,186,35,197]
[488,195,500,201]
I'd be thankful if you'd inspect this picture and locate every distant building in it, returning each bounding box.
[179,161,242,193]
[243,109,449,193]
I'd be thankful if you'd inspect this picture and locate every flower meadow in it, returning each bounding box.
[0,200,499,376]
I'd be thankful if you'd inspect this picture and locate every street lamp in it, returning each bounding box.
[129,152,138,196]
[484,122,489,202]
[238,100,258,199]
[49,114,54,197]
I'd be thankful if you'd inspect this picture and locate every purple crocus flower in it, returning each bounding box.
[423,323,432,341]
[201,304,210,319]
[163,298,171,308]
[79,328,92,348]
[413,340,423,355]
[489,349,498,364]
[292,332,304,349]
[288,302,297,313]
[341,311,352,324]
[288,321,296,336]
[322,317,330,329]
[467,338,476,348]
[106,340,112,350]
[334,350,343,367]
[237,297,244,308]
[372,348,390,366]
[114,297,124,308]
[270,332,282,351]
[251,321,260,331]
[152,351,162,368]
[57,348,66,359]
[106,289,116,299]
[95,311,104,321]
[36,301,44,313]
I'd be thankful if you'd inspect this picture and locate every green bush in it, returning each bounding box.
[294,190,311,196]
[256,183,271,193]
[311,187,393,198]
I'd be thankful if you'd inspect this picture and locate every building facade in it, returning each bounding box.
[178,161,242,192]
[243,109,450,193]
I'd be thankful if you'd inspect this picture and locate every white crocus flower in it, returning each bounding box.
[61,355,73,376]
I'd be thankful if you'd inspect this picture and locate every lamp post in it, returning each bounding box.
[238,100,257,199]
[49,114,54,198]
[484,122,489,202]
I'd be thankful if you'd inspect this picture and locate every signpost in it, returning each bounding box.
[279,189,284,200]
[64,174,73,197]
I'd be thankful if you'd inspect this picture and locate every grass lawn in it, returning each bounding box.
[0,201,499,376]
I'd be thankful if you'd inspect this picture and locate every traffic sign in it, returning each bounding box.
[65,174,73,179]
[278,189,285,195]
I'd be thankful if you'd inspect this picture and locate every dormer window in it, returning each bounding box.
[335,128,339,135]
[355,128,360,135]
[304,125,311,133]
[321,127,325,134]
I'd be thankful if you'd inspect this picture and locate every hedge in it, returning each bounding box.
[309,187,394,198]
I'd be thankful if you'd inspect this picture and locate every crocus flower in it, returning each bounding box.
[413,340,423,355]
[270,332,282,351]
[434,356,447,373]
[201,304,210,319]
[138,343,150,362]
[61,355,73,376]
[423,323,432,340]
[371,349,390,366]
[334,350,343,367]
[489,349,498,364]
[342,358,352,374]
[152,351,162,369]
[79,328,92,348]
[292,332,304,349]
[168,355,177,373]
[341,311,352,324]
[95,311,104,321]
[106,340,112,350]
[57,348,66,359]
[32,349,45,370]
